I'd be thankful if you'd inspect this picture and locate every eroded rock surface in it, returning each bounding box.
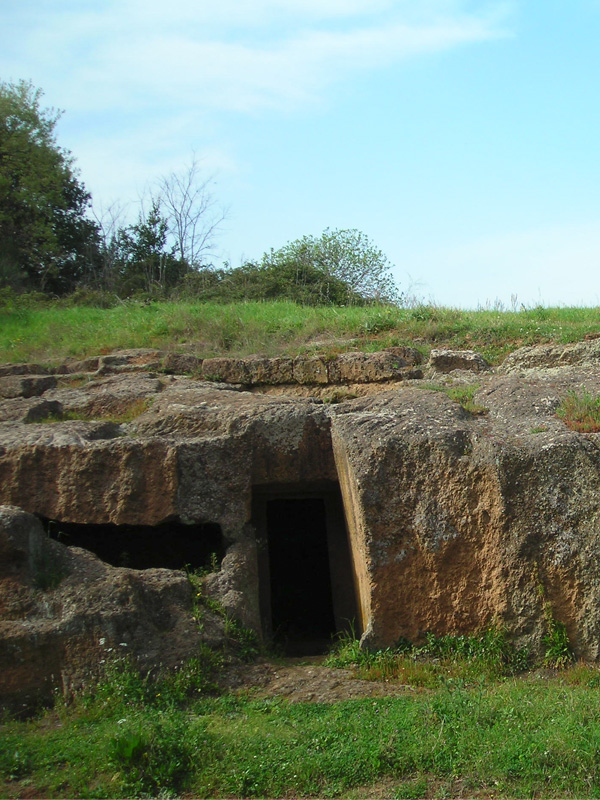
[429,348,489,373]
[0,507,222,711]
[3,340,600,707]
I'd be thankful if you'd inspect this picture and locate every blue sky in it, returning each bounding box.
[2,0,600,308]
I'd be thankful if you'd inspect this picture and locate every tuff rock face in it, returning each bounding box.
[3,343,600,706]
[0,506,224,711]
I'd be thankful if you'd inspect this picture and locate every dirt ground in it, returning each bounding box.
[220,657,415,703]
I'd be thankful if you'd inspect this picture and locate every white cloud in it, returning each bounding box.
[2,0,511,114]
[0,0,513,222]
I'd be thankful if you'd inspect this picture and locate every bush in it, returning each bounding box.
[262,228,401,305]
[60,287,118,308]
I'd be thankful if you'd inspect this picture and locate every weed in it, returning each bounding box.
[394,776,428,798]
[530,425,548,433]
[556,387,600,432]
[561,661,600,687]
[109,711,203,796]
[0,747,30,780]
[445,385,488,415]
[159,647,223,700]
[423,382,488,415]
[536,576,574,669]
[223,616,261,661]
[326,628,366,668]
[409,305,439,322]
[5,299,600,366]
[79,654,150,712]
[186,567,260,662]
[326,626,528,685]
[362,309,397,334]
[10,671,600,797]
[542,615,573,669]
[74,649,222,717]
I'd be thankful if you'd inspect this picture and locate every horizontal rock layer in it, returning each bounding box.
[0,346,424,391]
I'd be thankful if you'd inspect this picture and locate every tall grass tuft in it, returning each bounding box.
[326,627,529,686]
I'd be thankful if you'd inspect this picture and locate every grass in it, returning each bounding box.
[556,387,600,433]
[5,655,600,798]
[27,397,151,425]
[2,299,600,365]
[422,383,489,415]
[325,628,529,686]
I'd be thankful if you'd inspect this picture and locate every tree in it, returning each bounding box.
[114,200,188,295]
[0,80,99,293]
[157,157,227,268]
[262,229,400,304]
[91,200,127,291]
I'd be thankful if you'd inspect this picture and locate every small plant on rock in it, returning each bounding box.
[446,384,488,415]
[557,388,600,432]
[536,573,574,669]
[186,567,260,662]
[322,388,358,404]
[423,383,488,416]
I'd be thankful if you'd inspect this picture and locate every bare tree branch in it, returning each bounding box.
[157,157,228,268]
[91,200,128,290]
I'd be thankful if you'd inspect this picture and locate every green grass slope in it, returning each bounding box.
[2,299,600,365]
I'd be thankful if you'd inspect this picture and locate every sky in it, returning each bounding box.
[2,0,600,308]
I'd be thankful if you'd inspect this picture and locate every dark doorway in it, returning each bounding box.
[42,518,224,572]
[254,484,358,656]
[267,498,336,654]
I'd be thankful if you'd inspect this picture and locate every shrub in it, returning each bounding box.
[261,228,401,305]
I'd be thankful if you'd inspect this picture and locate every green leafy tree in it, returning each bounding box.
[0,80,99,293]
[115,200,188,295]
[262,228,401,304]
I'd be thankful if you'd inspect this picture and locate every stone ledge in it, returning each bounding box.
[198,347,424,386]
[429,349,489,374]
[0,347,425,390]
[0,375,57,399]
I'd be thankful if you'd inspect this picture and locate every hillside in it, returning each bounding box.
[2,298,600,365]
